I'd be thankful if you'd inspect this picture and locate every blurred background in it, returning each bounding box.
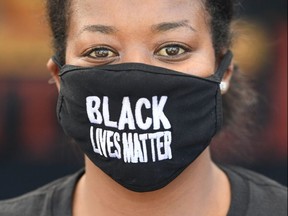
[0,0,287,199]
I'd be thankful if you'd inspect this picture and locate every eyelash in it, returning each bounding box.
[83,46,118,59]
[155,43,192,58]
[82,43,192,62]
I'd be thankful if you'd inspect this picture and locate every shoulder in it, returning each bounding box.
[221,165,287,216]
[0,170,84,216]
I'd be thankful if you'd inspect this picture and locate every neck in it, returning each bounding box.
[73,148,231,216]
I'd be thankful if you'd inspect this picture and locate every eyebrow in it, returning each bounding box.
[78,20,196,36]
[151,20,197,33]
[79,24,118,35]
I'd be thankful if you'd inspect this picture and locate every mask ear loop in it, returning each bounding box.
[212,50,233,133]
[51,52,63,70]
[50,52,65,122]
[213,50,233,82]
[206,50,233,83]
[48,53,62,85]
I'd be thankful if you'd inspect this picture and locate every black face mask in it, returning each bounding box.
[53,51,232,192]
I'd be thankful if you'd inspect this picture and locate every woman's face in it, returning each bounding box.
[65,0,217,77]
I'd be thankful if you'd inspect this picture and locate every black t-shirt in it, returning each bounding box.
[0,166,287,216]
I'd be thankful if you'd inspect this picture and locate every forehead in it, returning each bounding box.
[70,0,207,32]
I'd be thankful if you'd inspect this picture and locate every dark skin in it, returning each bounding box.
[47,0,233,215]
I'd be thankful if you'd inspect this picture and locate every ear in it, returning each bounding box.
[47,58,60,91]
[220,60,233,95]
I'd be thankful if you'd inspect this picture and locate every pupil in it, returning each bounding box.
[97,50,109,57]
[166,47,179,55]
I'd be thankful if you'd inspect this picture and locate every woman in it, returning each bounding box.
[0,0,286,215]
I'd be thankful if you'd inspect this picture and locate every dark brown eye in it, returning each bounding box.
[87,47,117,58]
[156,45,186,57]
